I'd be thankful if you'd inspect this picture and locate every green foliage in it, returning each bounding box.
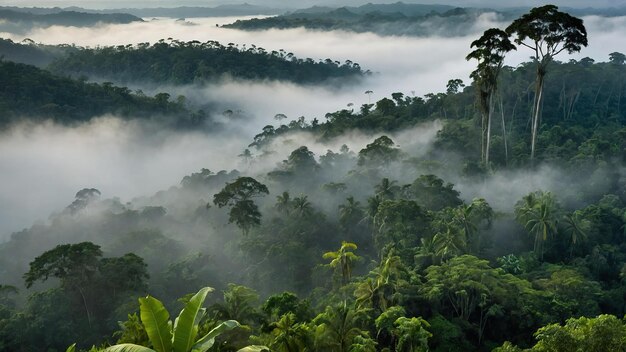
[213,177,269,235]
[20,242,149,348]
[49,40,364,85]
[0,60,204,128]
[393,316,431,352]
[357,136,401,168]
[373,199,430,252]
[115,313,150,345]
[323,242,360,286]
[0,9,141,29]
[405,174,462,211]
[374,306,405,337]
[213,284,260,325]
[2,8,626,352]
[515,191,561,260]
[268,313,312,352]
[24,242,103,288]
[466,27,515,164]
[262,292,311,323]
[225,6,511,38]
[139,295,173,352]
[498,315,626,352]
[313,304,370,352]
[532,266,602,320]
[506,5,588,160]
[105,287,242,352]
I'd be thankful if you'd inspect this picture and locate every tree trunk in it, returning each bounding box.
[486,94,494,165]
[499,94,508,166]
[530,70,545,162]
[77,286,92,328]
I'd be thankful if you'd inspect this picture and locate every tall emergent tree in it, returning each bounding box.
[213,177,269,235]
[466,28,515,165]
[506,5,587,161]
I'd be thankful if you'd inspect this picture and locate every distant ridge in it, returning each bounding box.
[0,3,285,18]
[0,8,142,28]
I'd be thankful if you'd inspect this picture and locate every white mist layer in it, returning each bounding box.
[0,117,247,238]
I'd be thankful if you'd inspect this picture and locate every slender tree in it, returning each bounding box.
[466,28,515,165]
[506,5,588,161]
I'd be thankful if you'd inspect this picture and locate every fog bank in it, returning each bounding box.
[0,117,247,238]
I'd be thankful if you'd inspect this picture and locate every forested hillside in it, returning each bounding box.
[0,9,141,34]
[48,40,367,85]
[224,6,504,37]
[0,38,72,67]
[0,4,625,352]
[0,60,209,128]
[263,56,626,168]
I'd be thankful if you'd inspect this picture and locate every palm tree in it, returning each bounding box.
[314,304,368,352]
[338,196,364,229]
[452,199,494,254]
[213,284,259,325]
[292,195,313,218]
[323,242,360,286]
[514,191,560,260]
[354,277,377,310]
[270,313,311,352]
[365,195,382,225]
[561,211,590,258]
[374,178,399,200]
[432,226,466,262]
[414,237,438,269]
[353,252,405,312]
[275,191,292,213]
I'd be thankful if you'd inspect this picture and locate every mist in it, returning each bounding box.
[1,14,625,238]
[0,117,249,239]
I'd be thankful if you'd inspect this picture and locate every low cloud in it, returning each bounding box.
[0,117,247,238]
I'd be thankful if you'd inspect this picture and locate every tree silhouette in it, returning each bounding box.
[213,177,269,235]
[506,5,587,161]
[466,28,515,165]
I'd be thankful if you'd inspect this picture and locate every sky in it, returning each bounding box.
[0,0,624,9]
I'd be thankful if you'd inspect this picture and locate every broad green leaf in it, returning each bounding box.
[139,295,173,352]
[105,344,156,352]
[191,320,239,352]
[66,343,76,352]
[173,287,213,352]
[237,346,270,352]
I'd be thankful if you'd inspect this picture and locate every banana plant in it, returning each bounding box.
[103,287,258,352]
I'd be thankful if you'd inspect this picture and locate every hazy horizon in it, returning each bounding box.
[0,0,624,10]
